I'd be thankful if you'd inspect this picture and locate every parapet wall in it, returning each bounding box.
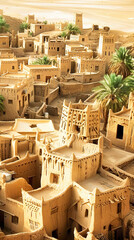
[0,227,45,240]
[47,87,59,104]
[59,82,99,96]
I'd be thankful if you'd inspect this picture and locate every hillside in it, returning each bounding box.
[3,15,23,33]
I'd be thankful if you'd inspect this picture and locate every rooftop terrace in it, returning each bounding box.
[79,173,122,192]
[28,185,63,201]
[52,142,99,160]
[103,147,134,168]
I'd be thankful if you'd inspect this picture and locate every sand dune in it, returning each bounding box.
[0,0,134,32]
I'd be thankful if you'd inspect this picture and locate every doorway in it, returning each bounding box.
[46,76,51,83]
[28,176,33,186]
[108,225,123,240]
[52,229,58,238]
[0,210,4,229]
[114,227,123,240]
[116,124,124,139]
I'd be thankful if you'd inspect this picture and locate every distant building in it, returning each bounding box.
[55,22,68,31]
[45,38,65,56]
[30,23,55,36]
[0,58,18,74]
[23,64,60,83]
[34,35,65,56]
[0,35,9,48]
[57,56,71,75]
[76,13,83,31]
[0,73,34,120]
[76,57,106,77]
[107,92,134,153]
[98,33,115,66]
[27,14,36,24]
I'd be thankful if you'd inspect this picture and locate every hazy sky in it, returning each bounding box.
[1,0,134,31]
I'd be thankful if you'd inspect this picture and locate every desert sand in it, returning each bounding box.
[0,0,134,32]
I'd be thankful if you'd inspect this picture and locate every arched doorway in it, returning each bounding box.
[108,218,123,240]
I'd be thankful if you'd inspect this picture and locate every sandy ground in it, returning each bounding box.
[0,0,134,32]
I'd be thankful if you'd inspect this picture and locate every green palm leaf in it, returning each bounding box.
[93,73,134,130]
[108,47,134,78]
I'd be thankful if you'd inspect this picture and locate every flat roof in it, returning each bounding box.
[0,58,17,62]
[1,72,28,78]
[29,186,61,200]
[25,65,58,69]
[120,161,134,175]
[103,147,134,167]
[34,82,48,86]
[36,31,61,38]
[13,118,55,133]
[0,36,9,38]
[52,143,99,160]
[79,173,121,192]
[71,72,99,76]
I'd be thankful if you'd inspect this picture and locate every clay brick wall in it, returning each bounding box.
[59,82,99,96]
[47,87,59,104]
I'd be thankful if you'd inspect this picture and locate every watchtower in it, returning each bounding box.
[75,13,83,31]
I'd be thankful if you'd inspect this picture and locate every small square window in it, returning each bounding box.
[12,66,15,69]
[8,99,13,104]
[12,216,19,224]
[95,66,99,71]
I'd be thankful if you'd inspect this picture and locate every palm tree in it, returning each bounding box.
[93,73,134,130]
[0,16,9,33]
[63,23,81,39]
[108,47,134,78]
[43,20,47,25]
[32,56,52,65]
[19,22,30,32]
[42,56,52,65]
[61,31,67,40]
[0,95,5,113]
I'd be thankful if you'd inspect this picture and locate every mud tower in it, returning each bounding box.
[75,13,83,31]
[59,100,100,143]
